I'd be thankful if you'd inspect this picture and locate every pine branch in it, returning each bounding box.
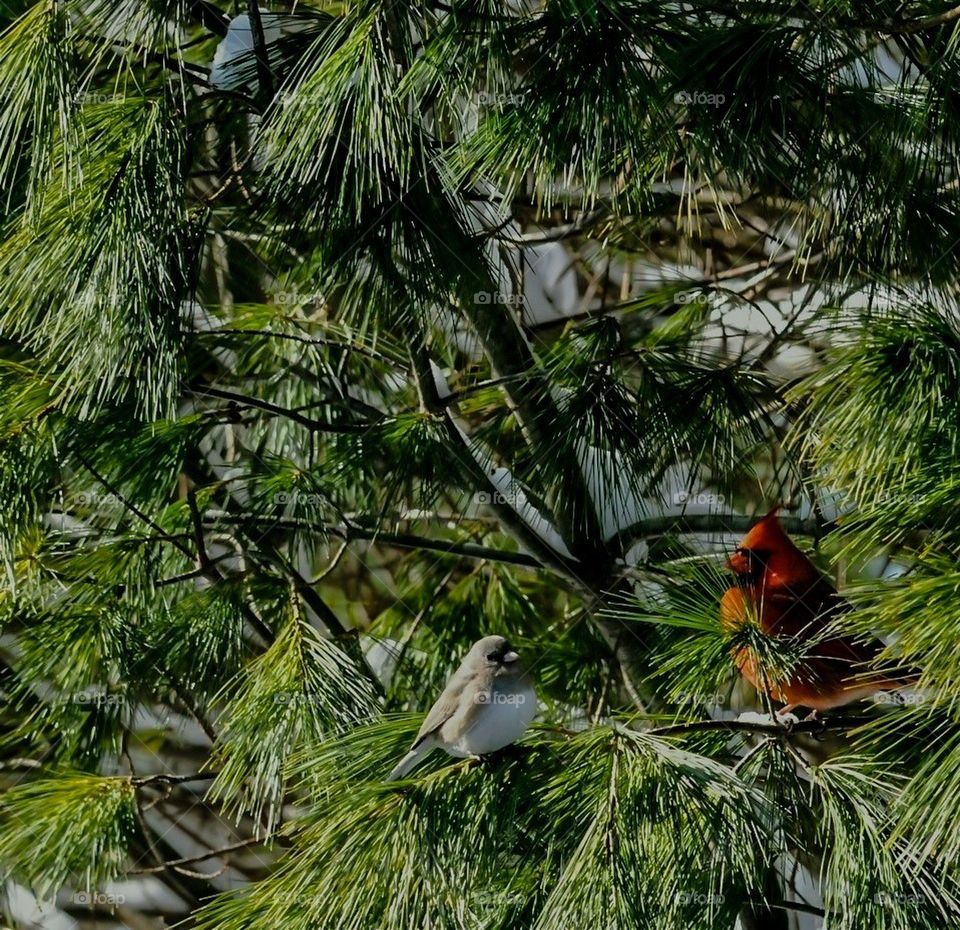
[129,836,269,874]
[194,386,378,433]
[205,328,398,364]
[131,772,217,787]
[409,339,655,709]
[246,0,275,106]
[76,453,275,645]
[879,4,960,33]
[408,340,583,583]
[248,543,385,698]
[203,512,545,569]
[610,513,826,554]
[647,715,870,738]
[187,0,230,37]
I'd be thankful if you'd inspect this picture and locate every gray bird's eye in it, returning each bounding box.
[486,652,497,661]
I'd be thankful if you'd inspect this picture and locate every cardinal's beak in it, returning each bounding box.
[502,651,519,663]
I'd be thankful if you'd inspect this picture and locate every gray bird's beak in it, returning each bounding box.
[502,650,519,663]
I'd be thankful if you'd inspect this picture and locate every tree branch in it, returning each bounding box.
[210,514,546,569]
[131,772,218,787]
[246,0,275,105]
[250,543,385,697]
[878,5,960,34]
[647,715,869,738]
[193,385,377,433]
[75,454,275,646]
[188,0,230,37]
[610,512,827,553]
[128,836,269,874]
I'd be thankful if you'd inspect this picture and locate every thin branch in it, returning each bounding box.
[156,550,241,586]
[187,488,213,570]
[610,512,827,554]
[131,772,218,787]
[75,453,194,561]
[341,523,544,568]
[647,715,869,738]
[763,898,828,918]
[523,250,808,332]
[877,5,960,34]
[251,544,386,697]
[203,513,548,569]
[129,836,270,874]
[75,454,274,645]
[203,328,398,364]
[162,674,219,743]
[192,385,377,433]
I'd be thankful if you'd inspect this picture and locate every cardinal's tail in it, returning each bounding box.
[386,746,429,781]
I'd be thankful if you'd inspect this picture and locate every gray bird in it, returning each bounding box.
[386,635,537,780]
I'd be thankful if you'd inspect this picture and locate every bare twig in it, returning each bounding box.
[647,715,869,738]
[129,836,271,874]
[192,385,377,433]
[131,772,218,787]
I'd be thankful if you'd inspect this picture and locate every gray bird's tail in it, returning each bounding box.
[386,745,429,781]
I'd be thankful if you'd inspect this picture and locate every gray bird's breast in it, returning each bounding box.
[447,678,537,756]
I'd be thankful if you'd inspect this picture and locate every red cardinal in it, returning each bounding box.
[721,508,912,714]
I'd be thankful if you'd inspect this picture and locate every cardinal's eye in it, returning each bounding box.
[486,652,498,661]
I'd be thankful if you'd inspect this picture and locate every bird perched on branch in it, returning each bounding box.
[721,508,914,717]
[387,635,537,780]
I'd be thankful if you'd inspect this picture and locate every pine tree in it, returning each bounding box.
[2,2,960,929]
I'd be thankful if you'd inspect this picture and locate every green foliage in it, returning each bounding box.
[0,95,193,417]
[0,774,136,899]
[207,601,379,828]
[0,1,77,211]
[195,724,770,930]
[790,300,960,505]
[2,1,960,928]
[812,758,957,929]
